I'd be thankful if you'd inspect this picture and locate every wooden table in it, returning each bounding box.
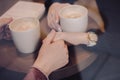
[0,15,99,80]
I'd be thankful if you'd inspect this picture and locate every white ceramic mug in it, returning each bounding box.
[9,17,40,54]
[59,5,88,32]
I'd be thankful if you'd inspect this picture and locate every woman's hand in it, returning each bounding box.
[33,30,69,76]
[47,2,70,31]
[53,32,98,46]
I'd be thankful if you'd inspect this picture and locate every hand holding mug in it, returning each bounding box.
[0,17,13,27]
[47,2,71,31]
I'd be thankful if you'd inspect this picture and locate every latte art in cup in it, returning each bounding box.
[62,13,81,18]
[11,22,35,31]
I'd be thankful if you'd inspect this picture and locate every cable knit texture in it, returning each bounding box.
[24,67,47,80]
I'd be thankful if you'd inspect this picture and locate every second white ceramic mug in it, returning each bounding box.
[9,17,40,54]
[59,5,88,32]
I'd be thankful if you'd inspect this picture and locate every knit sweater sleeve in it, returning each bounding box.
[24,67,47,80]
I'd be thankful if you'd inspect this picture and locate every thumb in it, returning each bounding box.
[0,17,13,27]
[43,29,56,44]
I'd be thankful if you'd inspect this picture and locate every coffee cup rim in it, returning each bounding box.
[9,17,40,32]
[59,5,88,19]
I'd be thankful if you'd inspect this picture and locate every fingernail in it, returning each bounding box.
[57,27,62,32]
[55,19,59,23]
[51,29,56,33]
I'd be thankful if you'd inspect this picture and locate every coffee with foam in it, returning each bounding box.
[11,22,35,31]
[62,12,81,18]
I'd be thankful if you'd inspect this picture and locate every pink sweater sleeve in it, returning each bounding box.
[24,67,47,80]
